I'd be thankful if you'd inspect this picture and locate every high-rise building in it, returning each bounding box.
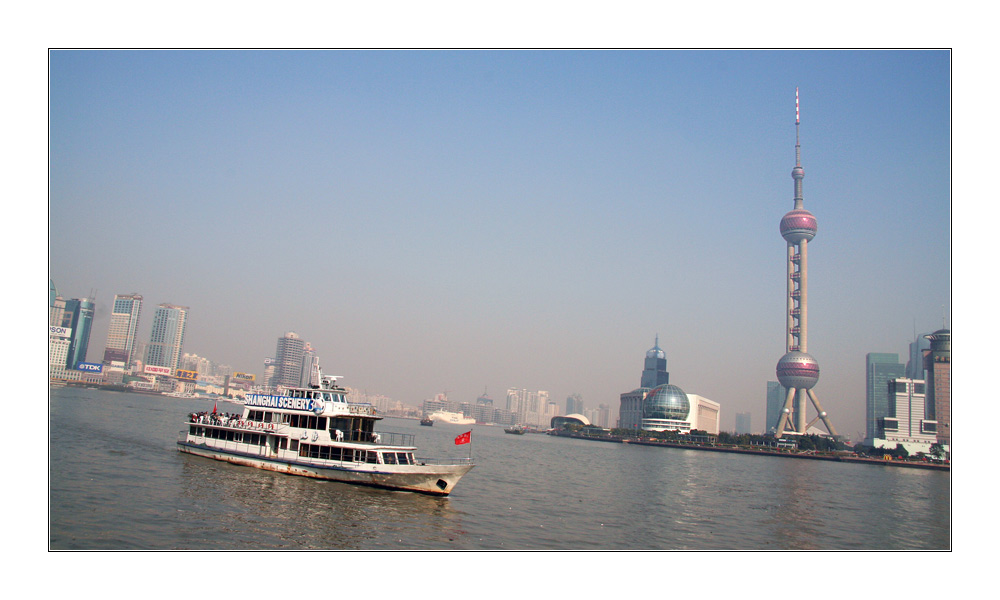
[566,393,584,415]
[473,390,494,423]
[873,378,938,454]
[103,293,143,365]
[505,388,550,427]
[593,403,612,428]
[641,335,670,389]
[49,292,95,370]
[48,287,72,378]
[765,381,787,434]
[145,304,189,372]
[735,412,752,435]
[906,333,932,380]
[923,329,951,447]
[61,297,95,369]
[773,88,838,438]
[865,353,905,445]
[299,342,319,387]
[274,332,306,388]
[618,337,669,430]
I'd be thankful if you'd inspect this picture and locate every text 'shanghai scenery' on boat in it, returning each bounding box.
[177,365,474,495]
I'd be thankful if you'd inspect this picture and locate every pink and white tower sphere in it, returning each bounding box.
[774,89,838,438]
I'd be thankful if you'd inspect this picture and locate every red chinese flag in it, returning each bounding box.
[455,431,471,445]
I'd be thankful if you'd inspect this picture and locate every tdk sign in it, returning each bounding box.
[77,362,103,373]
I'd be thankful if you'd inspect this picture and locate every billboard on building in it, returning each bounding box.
[103,348,128,363]
[76,362,103,373]
[49,326,72,338]
[176,369,198,381]
[144,365,172,376]
[233,372,256,382]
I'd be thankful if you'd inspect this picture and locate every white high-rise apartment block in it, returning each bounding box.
[145,304,189,372]
[505,388,551,427]
[873,378,938,454]
[274,332,307,388]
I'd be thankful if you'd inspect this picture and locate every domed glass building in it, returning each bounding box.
[641,384,693,432]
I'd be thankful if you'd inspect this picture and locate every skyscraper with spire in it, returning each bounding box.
[618,336,671,430]
[773,89,838,438]
[640,335,670,389]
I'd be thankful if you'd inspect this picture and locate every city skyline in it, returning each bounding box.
[48,50,950,438]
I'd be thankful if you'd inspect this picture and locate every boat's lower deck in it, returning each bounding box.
[177,438,473,496]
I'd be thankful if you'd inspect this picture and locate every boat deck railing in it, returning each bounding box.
[188,416,289,435]
[371,431,415,447]
[415,457,475,466]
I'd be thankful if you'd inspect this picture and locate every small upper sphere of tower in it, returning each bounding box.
[780,209,818,243]
[776,351,820,389]
[791,165,804,180]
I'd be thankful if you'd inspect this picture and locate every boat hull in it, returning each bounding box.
[177,441,472,496]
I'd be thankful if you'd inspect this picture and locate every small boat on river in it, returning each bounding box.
[420,417,434,426]
[504,425,526,435]
[177,365,473,495]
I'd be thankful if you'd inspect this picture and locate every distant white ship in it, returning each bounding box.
[429,410,475,425]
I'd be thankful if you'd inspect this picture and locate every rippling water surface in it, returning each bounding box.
[49,388,950,550]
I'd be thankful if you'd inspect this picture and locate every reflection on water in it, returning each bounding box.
[50,388,950,550]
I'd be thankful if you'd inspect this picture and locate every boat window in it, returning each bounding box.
[383,452,397,465]
[290,440,299,452]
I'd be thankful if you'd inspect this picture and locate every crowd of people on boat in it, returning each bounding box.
[188,411,240,426]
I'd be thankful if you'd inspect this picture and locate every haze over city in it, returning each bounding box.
[48,50,950,439]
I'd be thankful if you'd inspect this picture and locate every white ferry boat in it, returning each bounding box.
[177,367,474,495]
[429,410,475,425]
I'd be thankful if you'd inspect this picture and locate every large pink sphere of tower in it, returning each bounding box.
[780,209,817,244]
[776,351,820,389]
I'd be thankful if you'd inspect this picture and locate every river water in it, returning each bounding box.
[49,387,950,550]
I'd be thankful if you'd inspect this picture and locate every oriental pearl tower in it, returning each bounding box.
[773,89,838,438]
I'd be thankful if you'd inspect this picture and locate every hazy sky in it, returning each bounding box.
[48,50,950,438]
